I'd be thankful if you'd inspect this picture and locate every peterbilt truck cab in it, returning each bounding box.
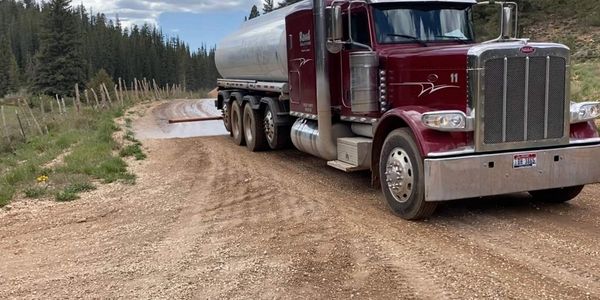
[215,0,600,219]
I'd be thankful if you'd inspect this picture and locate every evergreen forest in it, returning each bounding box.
[0,0,219,98]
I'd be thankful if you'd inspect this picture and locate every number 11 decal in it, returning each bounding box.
[450,73,459,83]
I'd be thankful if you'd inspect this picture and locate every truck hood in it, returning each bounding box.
[379,44,474,112]
[379,43,473,70]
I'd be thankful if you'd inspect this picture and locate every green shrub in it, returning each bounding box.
[119,144,146,160]
[24,186,47,199]
[55,190,79,202]
[64,182,96,194]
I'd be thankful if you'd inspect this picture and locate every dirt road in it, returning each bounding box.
[1,99,599,299]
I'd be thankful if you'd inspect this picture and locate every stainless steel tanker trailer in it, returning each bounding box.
[214,0,600,219]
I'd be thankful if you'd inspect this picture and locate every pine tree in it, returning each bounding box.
[249,5,260,20]
[263,0,274,14]
[0,0,222,93]
[277,0,302,9]
[34,0,85,96]
[0,35,11,96]
[7,50,19,93]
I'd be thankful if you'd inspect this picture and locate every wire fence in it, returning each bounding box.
[0,78,191,153]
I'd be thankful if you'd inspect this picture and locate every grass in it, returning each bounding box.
[55,182,96,202]
[24,186,47,199]
[120,116,146,160]
[571,61,600,102]
[0,102,135,206]
[119,143,146,160]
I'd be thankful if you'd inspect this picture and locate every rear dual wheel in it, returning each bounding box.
[243,104,268,151]
[230,99,290,151]
[222,101,232,135]
[231,101,245,146]
[263,105,289,150]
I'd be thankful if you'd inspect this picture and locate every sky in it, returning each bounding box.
[77,0,264,50]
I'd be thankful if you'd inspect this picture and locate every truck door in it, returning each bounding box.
[286,10,317,115]
[341,5,373,114]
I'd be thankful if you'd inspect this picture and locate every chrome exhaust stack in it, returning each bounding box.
[291,0,354,160]
[313,0,337,160]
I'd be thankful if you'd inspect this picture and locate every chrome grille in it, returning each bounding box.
[483,56,566,146]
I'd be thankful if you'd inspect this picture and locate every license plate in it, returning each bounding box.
[513,153,537,169]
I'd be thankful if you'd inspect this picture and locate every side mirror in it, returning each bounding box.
[476,1,519,43]
[502,5,515,39]
[329,5,343,42]
[327,5,343,53]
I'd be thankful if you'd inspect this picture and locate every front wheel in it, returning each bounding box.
[379,128,437,220]
[529,186,584,203]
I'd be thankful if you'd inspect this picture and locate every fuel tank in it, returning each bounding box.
[215,1,311,82]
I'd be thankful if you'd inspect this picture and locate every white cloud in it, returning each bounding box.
[77,0,265,27]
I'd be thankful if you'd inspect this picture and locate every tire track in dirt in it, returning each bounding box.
[2,99,600,299]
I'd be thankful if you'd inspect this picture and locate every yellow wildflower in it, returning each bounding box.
[36,175,49,183]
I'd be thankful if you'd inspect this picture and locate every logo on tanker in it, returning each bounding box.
[299,31,311,47]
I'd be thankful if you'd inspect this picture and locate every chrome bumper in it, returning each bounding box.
[424,144,600,201]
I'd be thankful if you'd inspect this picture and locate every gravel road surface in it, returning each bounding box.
[1,99,599,299]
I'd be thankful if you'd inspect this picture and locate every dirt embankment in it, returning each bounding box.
[1,99,599,299]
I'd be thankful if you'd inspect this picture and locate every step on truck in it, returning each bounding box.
[214,0,600,219]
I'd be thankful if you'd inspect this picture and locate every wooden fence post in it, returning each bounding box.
[102,83,113,107]
[91,88,100,109]
[118,77,125,104]
[23,99,43,135]
[152,79,159,100]
[114,84,123,107]
[15,109,26,140]
[40,96,45,115]
[100,87,107,109]
[55,95,62,114]
[38,97,49,135]
[17,100,32,131]
[84,89,90,106]
[75,83,81,113]
[1,105,10,146]
[134,78,139,101]
[61,97,67,114]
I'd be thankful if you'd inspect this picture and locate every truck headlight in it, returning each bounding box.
[422,111,473,132]
[570,102,600,124]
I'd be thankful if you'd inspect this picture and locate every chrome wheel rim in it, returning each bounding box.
[385,148,414,203]
[223,103,230,130]
[243,109,254,144]
[264,110,275,143]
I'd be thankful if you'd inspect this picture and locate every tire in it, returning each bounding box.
[529,185,584,203]
[243,104,268,151]
[222,101,232,135]
[379,128,437,220]
[231,100,245,146]
[264,104,289,150]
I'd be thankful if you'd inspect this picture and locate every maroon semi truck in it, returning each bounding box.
[214,0,600,219]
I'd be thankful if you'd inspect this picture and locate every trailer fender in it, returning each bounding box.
[371,106,471,187]
[243,95,262,110]
[229,91,246,105]
[216,91,230,110]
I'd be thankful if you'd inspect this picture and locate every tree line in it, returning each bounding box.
[246,0,302,20]
[0,0,219,98]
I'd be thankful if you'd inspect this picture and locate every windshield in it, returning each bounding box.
[373,4,474,44]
